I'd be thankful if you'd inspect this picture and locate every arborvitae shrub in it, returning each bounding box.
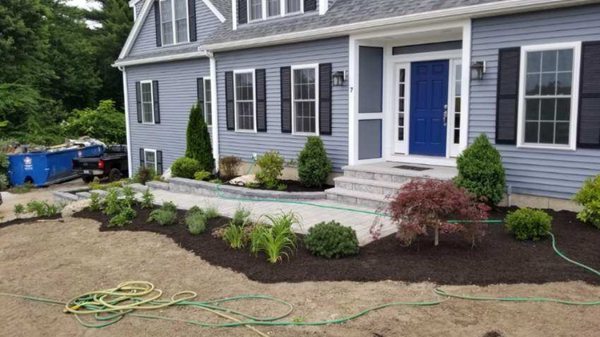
[185,104,214,172]
[298,136,332,188]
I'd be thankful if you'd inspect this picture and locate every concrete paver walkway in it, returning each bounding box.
[147,187,396,246]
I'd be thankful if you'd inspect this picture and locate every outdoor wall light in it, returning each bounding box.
[470,61,486,80]
[332,71,346,86]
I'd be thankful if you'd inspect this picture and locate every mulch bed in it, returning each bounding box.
[0,215,62,228]
[226,179,333,192]
[71,206,600,286]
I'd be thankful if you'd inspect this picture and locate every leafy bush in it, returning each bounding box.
[62,100,126,144]
[0,151,8,191]
[305,221,359,258]
[25,200,63,217]
[389,179,490,247]
[223,224,247,249]
[185,104,214,172]
[231,207,251,227]
[573,175,600,229]
[89,192,102,212]
[0,174,8,191]
[255,151,285,190]
[171,157,202,179]
[121,186,136,207]
[505,208,552,240]
[455,134,506,205]
[148,202,178,226]
[219,156,241,181]
[298,136,332,188]
[204,206,220,219]
[140,189,154,209]
[186,211,207,235]
[14,203,25,217]
[109,207,136,228]
[250,213,298,263]
[134,166,157,185]
[103,189,122,216]
[194,170,211,181]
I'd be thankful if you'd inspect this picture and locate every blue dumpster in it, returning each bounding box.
[8,145,105,187]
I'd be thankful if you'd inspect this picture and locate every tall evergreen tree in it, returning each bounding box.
[185,104,215,172]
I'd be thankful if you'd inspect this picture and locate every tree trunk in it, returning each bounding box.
[434,225,439,246]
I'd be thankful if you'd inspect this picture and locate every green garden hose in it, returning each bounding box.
[0,231,598,333]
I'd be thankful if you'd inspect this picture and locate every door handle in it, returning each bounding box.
[443,104,448,126]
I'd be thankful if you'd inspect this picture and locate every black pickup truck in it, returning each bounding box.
[73,145,128,183]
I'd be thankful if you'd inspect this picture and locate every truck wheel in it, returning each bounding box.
[82,175,94,183]
[109,168,123,182]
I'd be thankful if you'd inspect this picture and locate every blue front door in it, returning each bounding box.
[409,60,449,156]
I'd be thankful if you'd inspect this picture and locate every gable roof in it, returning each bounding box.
[118,0,227,60]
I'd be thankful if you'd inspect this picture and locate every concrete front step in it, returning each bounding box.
[325,188,390,210]
[333,176,404,196]
[342,162,457,183]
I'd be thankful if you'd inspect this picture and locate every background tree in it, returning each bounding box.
[185,104,215,172]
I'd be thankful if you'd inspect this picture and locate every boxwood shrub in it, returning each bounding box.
[304,221,359,259]
[573,174,600,229]
[171,157,202,179]
[505,208,552,241]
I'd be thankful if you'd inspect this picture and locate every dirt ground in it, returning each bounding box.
[1,216,599,337]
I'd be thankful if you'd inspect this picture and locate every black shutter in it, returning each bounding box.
[304,0,317,12]
[238,0,247,24]
[197,77,204,107]
[225,71,235,130]
[280,67,292,133]
[139,148,145,167]
[154,0,162,47]
[156,151,163,175]
[256,69,267,132]
[319,63,333,135]
[495,47,521,144]
[152,80,160,124]
[188,0,197,42]
[578,41,600,148]
[135,82,142,123]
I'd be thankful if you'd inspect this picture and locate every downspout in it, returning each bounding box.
[207,51,220,171]
[119,66,134,178]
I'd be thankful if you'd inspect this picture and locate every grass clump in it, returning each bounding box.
[25,200,63,217]
[186,207,207,235]
[148,201,178,226]
[250,212,298,263]
[13,203,25,217]
[505,208,552,241]
[222,207,251,249]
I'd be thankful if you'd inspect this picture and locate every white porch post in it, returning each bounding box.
[348,37,358,166]
[209,52,220,170]
[121,68,133,178]
[460,19,472,151]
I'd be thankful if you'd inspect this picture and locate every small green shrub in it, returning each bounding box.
[171,157,202,179]
[109,207,136,228]
[304,221,359,259]
[186,212,207,235]
[194,170,211,181]
[505,208,552,241]
[121,186,136,207]
[223,224,247,249]
[134,166,157,185]
[204,206,220,219]
[89,180,124,191]
[13,203,25,217]
[298,136,332,188]
[148,202,178,226]
[0,174,8,191]
[255,151,285,190]
[140,189,154,209]
[103,189,122,216]
[89,192,102,212]
[219,156,241,181]
[185,104,215,172]
[250,212,298,263]
[573,175,600,229]
[231,207,251,227]
[455,134,506,205]
[25,200,62,217]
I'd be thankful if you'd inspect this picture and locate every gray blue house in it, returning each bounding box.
[115,0,600,210]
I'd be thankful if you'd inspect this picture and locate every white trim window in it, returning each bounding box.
[292,65,319,135]
[140,80,155,124]
[160,0,189,46]
[518,42,581,150]
[247,0,303,21]
[234,70,256,132]
[144,149,157,171]
[204,78,212,126]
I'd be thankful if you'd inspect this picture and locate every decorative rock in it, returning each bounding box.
[229,174,257,187]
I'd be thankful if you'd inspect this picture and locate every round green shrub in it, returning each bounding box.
[171,157,202,179]
[255,151,285,190]
[304,221,359,258]
[298,136,332,188]
[455,134,506,205]
[573,175,600,229]
[505,208,552,241]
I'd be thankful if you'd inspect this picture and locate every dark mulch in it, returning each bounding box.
[226,179,333,192]
[0,215,62,228]
[73,207,600,285]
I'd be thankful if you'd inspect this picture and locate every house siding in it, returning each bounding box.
[470,4,600,199]
[126,58,211,173]
[130,0,221,56]
[215,37,349,170]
